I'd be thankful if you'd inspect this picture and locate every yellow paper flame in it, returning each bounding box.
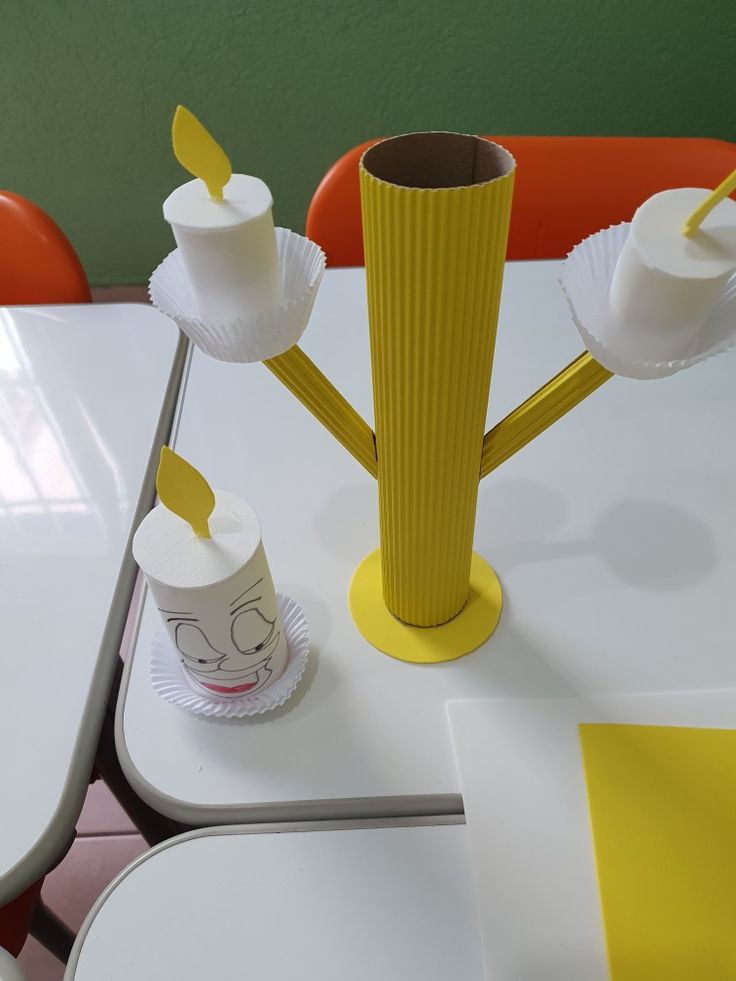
[172,105,232,201]
[156,446,215,539]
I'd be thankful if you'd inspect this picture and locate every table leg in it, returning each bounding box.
[96,691,185,846]
[29,902,75,963]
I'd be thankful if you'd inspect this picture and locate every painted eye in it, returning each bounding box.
[175,623,221,663]
[231,608,274,654]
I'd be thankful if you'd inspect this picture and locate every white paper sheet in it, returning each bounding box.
[446,691,736,981]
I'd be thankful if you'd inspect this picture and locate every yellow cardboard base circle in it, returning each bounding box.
[348,550,503,664]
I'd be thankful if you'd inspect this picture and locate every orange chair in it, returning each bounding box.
[0,190,89,962]
[0,190,91,303]
[306,136,736,266]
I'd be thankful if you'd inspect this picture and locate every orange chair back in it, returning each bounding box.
[306,136,736,266]
[0,191,91,304]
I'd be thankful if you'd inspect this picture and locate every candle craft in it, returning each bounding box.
[607,182,736,361]
[133,448,288,699]
[163,105,284,323]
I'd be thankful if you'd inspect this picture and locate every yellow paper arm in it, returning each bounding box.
[480,352,612,478]
[172,105,232,201]
[682,168,736,236]
[156,446,215,538]
[264,345,378,479]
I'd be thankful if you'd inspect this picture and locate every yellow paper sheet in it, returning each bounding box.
[579,723,736,981]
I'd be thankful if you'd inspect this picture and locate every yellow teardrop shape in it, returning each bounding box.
[156,446,215,538]
[172,105,232,201]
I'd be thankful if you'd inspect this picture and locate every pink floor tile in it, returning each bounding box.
[76,782,136,838]
[15,937,60,981]
[18,833,146,981]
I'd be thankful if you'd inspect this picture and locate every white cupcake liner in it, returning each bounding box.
[559,223,736,380]
[149,228,325,363]
[150,593,310,718]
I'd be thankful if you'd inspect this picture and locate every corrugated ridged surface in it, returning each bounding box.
[360,157,514,625]
[479,353,613,477]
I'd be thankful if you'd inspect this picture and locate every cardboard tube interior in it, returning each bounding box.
[362,132,514,189]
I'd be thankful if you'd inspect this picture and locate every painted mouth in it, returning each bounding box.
[199,678,258,694]
[185,659,273,697]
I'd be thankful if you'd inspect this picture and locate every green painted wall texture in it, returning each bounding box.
[2,0,733,284]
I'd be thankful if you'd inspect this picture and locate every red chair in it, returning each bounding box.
[306,136,736,266]
[0,882,43,958]
[0,190,90,961]
[0,190,91,303]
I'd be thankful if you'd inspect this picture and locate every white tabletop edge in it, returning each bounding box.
[114,606,464,822]
[63,813,466,981]
[0,320,189,904]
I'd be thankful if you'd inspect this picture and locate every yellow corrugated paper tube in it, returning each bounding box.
[360,133,515,626]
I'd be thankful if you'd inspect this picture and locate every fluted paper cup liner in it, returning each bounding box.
[149,228,325,363]
[150,593,310,718]
[560,223,736,380]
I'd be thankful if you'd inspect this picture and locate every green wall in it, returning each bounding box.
[2,0,733,284]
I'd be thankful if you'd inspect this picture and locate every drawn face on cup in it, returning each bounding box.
[160,574,286,698]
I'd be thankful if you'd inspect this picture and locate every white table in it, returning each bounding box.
[117,264,736,823]
[0,948,26,981]
[64,818,481,981]
[0,303,186,903]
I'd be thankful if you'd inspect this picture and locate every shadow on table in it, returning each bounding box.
[453,596,586,701]
[478,477,717,592]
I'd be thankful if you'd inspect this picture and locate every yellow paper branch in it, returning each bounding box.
[682,168,736,236]
[156,446,215,539]
[172,105,232,201]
